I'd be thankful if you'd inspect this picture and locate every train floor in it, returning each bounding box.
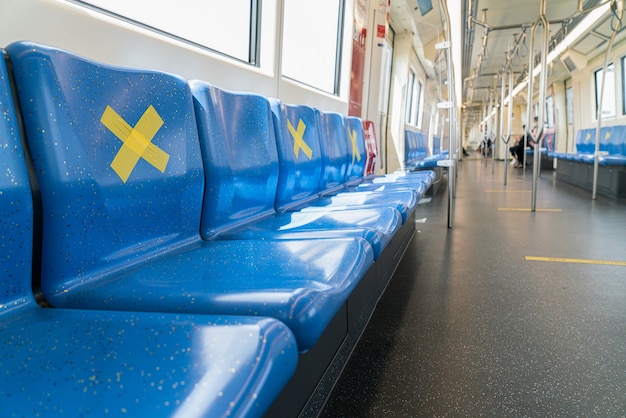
[320,156,626,417]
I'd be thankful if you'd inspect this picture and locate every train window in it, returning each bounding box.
[546,96,554,128]
[594,63,616,119]
[405,70,423,128]
[73,0,260,64]
[281,0,345,94]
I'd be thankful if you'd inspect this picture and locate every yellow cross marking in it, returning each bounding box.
[101,105,170,183]
[348,128,361,164]
[498,208,562,212]
[586,132,591,141]
[484,190,531,193]
[605,131,611,139]
[287,119,313,159]
[526,256,626,267]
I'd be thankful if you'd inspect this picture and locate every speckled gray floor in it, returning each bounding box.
[320,158,626,417]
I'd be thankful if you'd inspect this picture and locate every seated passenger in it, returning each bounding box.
[510,125,523,164]
[514,119,536,168]
[477,135,493,156]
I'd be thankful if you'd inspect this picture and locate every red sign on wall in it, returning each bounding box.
[349,0,369,117]
[376,24,386,38]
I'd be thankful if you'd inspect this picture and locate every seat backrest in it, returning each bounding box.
[543,131,555,152]
[600,126,612,152]
[362,120,378,177]
[344,116,367,185]
[433,135,441,154]
[0,53,36,311]
[316,110,349,196]
[404,129,416,164]
[417,131,429,158]
[190,81,280,239]
[6,42,205,299]
[271,100,324,211]
[608,125,626,155]
[577,128,594,153]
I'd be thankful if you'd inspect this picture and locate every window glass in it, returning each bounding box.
[415,80,423,128]
[595,63,615,119]
[75,0,256,63]
[545,95,554,128]
[406,71,416,123]
[405,71,423,127]
[282,0,343,94]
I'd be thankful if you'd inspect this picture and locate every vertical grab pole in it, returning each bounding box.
[507,68,514,171]
[507,67,513,139]
[439,0,457,228]
[523,21,536,174]
[500,68,509,185]
[488,87,494,172]
[593,2,622,199]
[492,77,498,175]
[482,102,488,166]
[532,0,549,212]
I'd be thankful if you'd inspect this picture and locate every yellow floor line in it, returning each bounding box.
[526,256,626,267]
[498,208,562,212]
[484,189,531,193]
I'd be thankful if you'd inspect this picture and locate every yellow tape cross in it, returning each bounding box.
[526,256,626,267]
[498,208,562,212]
[101,105,170,183]
[287,119,313,159]
[348,128,361,165]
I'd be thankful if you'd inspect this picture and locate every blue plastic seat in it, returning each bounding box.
[344,119,432,196]
[301,110,418,222]
[189,80,398,258]
[0,53,297,418]
[7,41,374,352]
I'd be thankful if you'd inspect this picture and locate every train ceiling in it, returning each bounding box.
[462,0,626,125]
[390,0,626,127]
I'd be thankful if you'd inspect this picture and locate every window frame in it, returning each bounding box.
[280,0,346,95]
[594,62,616,120]
[405,69,423,128]
[68,0,263,66]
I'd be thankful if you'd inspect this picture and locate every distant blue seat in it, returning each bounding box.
[270,100,417,219]
[189,81,397,258]
[554,125,626,198]
[299,110,418,223]
[0,51,297,418]
[7,41,374,353]
[404,128,448,170]
[554,127,626,166]
[343,116,430,197]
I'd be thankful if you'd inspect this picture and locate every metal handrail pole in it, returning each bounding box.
[499,69,509,185]
[490,76,500,175]
[440,0,456,227]
[593,4,622,199]
[532,1,550,212]
[524,18,539,173]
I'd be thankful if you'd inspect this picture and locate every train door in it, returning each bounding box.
[378,31,394,172]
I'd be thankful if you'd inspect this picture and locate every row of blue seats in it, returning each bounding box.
[0,41,433,416]
[525,131,555,154]
[549,126,626,166]
[404,128,448,170]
